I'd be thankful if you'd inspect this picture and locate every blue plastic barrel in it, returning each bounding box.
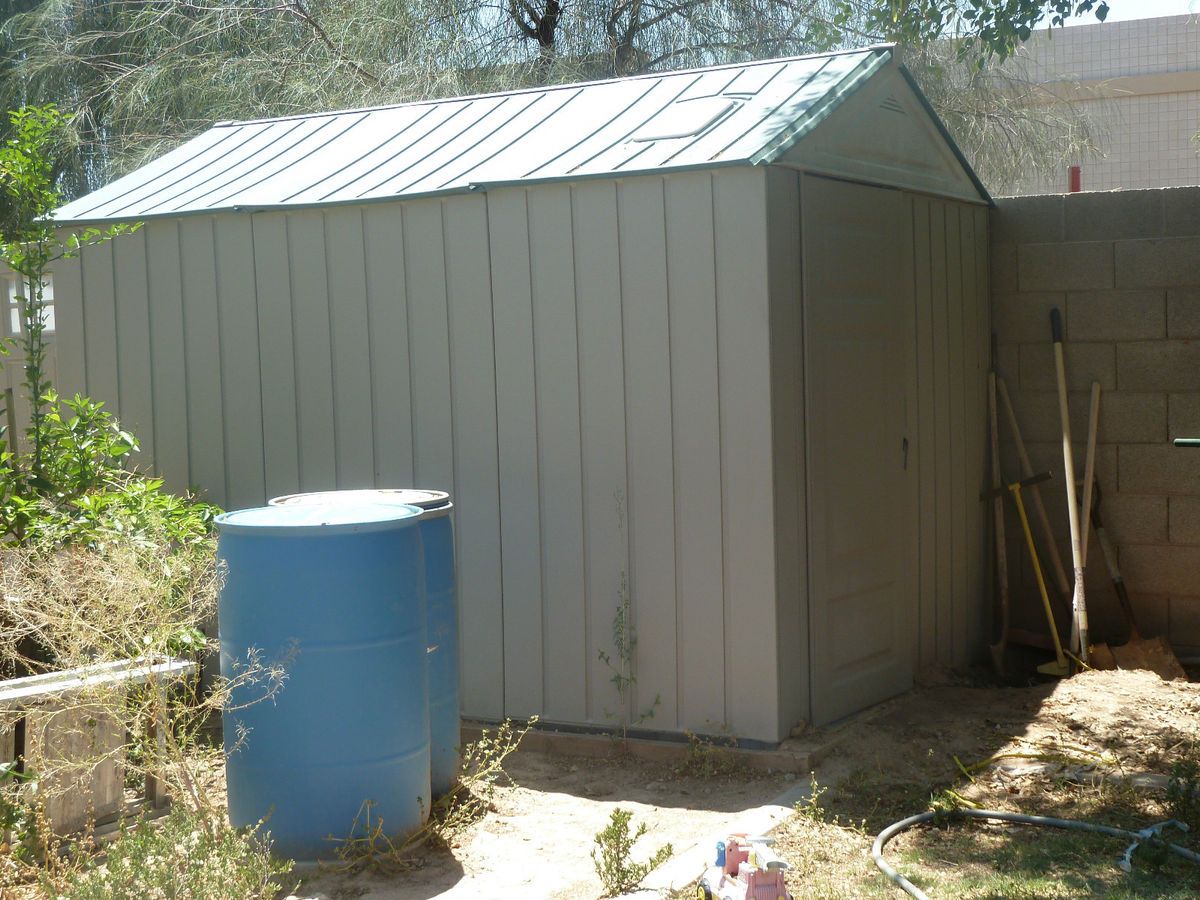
[270,489,460,796]
[215,502,429,861]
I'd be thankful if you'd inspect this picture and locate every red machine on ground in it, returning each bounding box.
[696,834,793,900]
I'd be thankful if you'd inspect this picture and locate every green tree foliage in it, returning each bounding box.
[0,1,1113,207]
[0,105,210,549]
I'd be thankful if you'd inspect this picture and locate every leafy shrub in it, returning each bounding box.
[591,807,672,897]
[57,806,291,900]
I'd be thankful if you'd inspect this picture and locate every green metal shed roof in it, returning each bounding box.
[55,45,987,223]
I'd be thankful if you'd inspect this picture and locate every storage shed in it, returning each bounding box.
[46,45,991,743]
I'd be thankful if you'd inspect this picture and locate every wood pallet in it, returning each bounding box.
[0,656,195,835]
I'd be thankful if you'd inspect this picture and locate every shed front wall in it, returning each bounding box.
[766,169,989,729]
[50,168,787,742]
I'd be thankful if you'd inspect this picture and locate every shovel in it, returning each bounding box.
[1086,481,1187,681]
[982,472,1069,678]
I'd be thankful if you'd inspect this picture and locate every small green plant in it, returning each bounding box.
[0,760,40,864]
[57,805,291,899]
[591,807,672,897]
[597,490,660,740]
[1166,753,1200,828]
[794,772,828,823]
[0,105,137,480]
[676,728,741,778]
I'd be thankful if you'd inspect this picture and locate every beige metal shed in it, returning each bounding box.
[45,45,991,743]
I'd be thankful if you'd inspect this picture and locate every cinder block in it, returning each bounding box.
[992,292,1064,344]
[1098,493,1168,544]
[1119,444,1200,495]
[1019,242,1114,291]
[1065,190,1163,242]
[992,195,1064,244]
[1116,236,1200,288]
[1117,341,1200,391]
[1169,596,1200,650]
[1096,392,1168,444]
[1168,393,1200,438]
[1117,545,1200,596]
[1167,288,1200,338]
[990,241,1018,295]
[1168,496,1200,544]
[1019,342,1115,391]
[1163,186,1200,236]
[998,389,1162,444]
[1006,440,1117,499]
[1066,290,1165,341]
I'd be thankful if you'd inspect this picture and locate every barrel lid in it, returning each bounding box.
[269,488,450,511]
[215,502,423,535]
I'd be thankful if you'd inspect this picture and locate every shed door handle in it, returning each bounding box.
[902,437,909,470]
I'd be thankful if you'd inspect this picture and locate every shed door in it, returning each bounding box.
[802,174,917,725]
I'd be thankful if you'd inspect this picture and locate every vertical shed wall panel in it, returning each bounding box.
[403,201,454,494]
[112,231,155,462]
[51,253,86,401]
[664,172,726,730]
[214,215,266,505]
[286,212,337,492]
[443,196,504,720]
[928,202,954,663]
[324,208,376,489]
[945,205,969,666]
[527,186,588,723]
[765,168,808,734]
[488,188,544,718]
[572,181,630,723]
[144,220,190,493]
[713,168,779,739]
[81,241,120,418]
[912,198,938,667]
[178,217,225,505]
[617,179,679,730]
[361,204,415,486]
[973,207,992,655]
[251,214,301,500]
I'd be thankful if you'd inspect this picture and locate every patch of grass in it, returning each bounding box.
[773,742,1200,899]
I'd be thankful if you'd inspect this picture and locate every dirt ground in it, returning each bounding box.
[287,751,792,900]
[773,667,1200,897]
[254,667,1200,899]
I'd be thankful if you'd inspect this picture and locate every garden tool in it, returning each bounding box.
[996,377,1072,615]
[1051,308,1089,665]
[1086,480,1187,681]
[983,472,1069,678]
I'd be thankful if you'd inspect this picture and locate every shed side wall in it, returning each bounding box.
[49,169,785,741]
[765,174,989,702]
[911,195,991,669]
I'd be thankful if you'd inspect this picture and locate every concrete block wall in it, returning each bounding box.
[991,187,1200,655]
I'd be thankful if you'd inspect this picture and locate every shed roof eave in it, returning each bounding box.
[52,158,762,225]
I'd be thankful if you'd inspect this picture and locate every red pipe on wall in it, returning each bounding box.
[1069,165,1082,192]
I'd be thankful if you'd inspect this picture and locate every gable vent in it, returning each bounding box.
[879,96,906,114]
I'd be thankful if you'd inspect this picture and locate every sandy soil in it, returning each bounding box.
[288,751,792,900]
[772,667,1200,898]
[264,667,1200,900]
